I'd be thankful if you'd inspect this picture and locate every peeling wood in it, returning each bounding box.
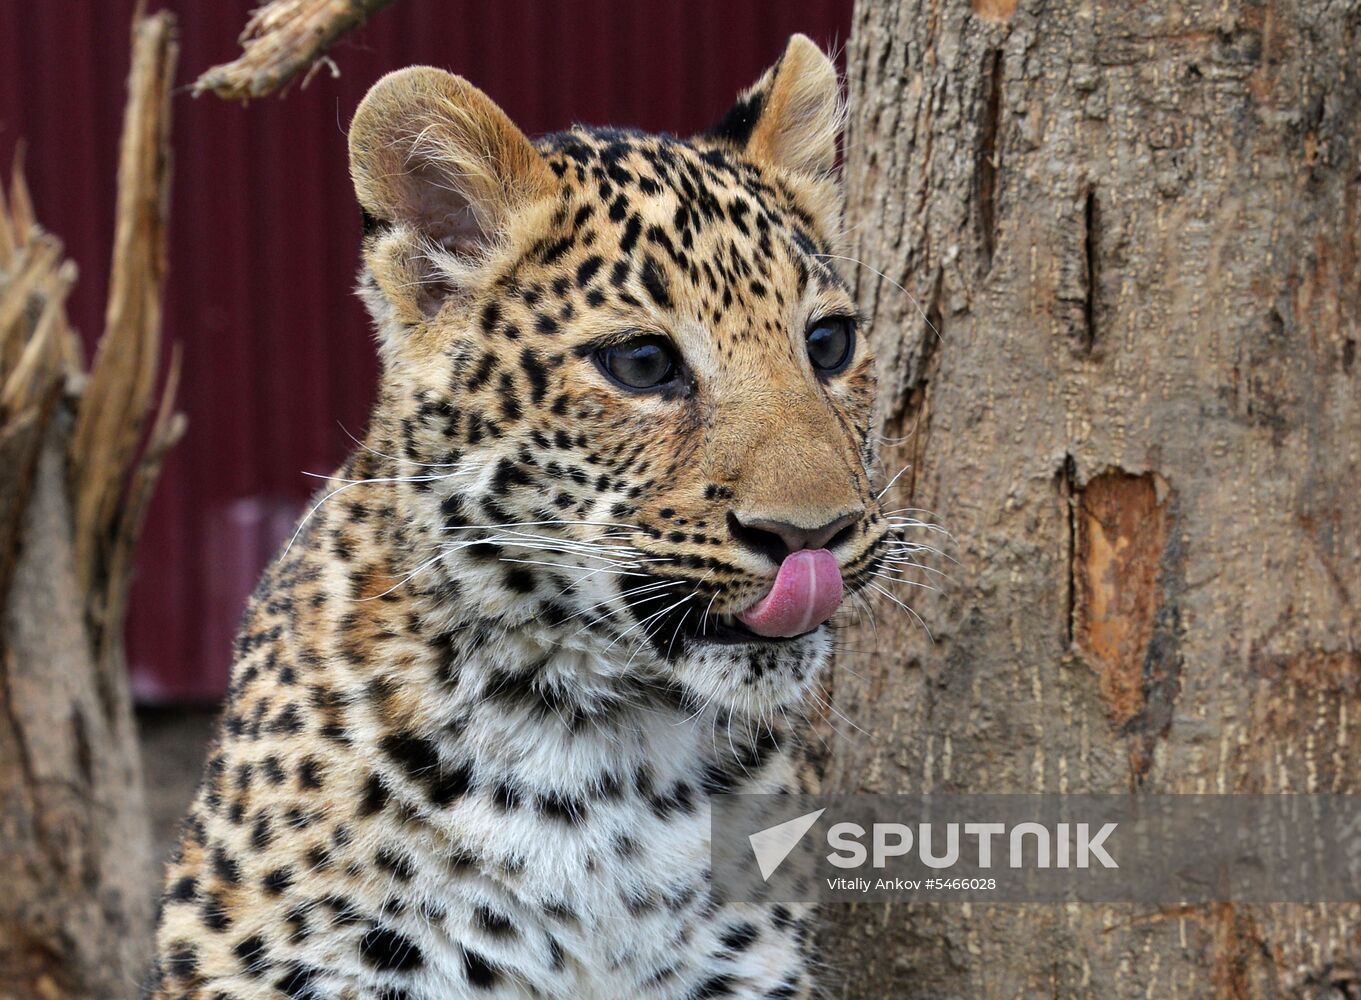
[971,0,1018,24]
[1073,469,1170,726]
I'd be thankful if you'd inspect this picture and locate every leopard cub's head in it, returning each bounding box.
[348,36,893,711]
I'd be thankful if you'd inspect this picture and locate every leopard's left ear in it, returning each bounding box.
[703,34,843,180]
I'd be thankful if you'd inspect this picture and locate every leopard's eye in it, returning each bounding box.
[595,335,681,391]
[806,316,856,375]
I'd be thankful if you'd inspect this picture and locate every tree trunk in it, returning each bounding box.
[823,1,1360,996]
[0,12,181,999]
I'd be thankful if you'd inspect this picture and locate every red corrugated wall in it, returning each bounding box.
[0,0,853,701]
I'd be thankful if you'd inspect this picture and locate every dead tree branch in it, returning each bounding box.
[193,0,399,101]
[0,10,182,997]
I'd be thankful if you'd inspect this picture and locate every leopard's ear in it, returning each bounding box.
[703,35,843,180]
[349,67,556,319]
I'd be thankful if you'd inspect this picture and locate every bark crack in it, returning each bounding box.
[976,49,1005,273]
[1082,185,1099,352]
[1059,453,1077,649]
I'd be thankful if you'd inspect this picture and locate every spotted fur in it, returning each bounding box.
[147,35,895,1000]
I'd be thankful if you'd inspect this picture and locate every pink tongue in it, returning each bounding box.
[737,549,844,638]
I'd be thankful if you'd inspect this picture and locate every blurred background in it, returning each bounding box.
[1,0,851,703]
[0,0,850,854]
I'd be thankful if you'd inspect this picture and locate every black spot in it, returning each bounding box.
[234,935,269,975]
[212,845,241,885]
[382,731,437,776]
[382,732,473,807]
[543,898,577,924]
[467,541,503,561]
[305,844,333,872]
[323,894,364,926]
[201,892,231,931]
[359,772,390,815]
[492,781,521,810]
[376,847,416,881]
[268,703,303,734]
[462,947,500,988]
[519,348,550,404]
[641,257,672,309]
[166,875,197,903]
[491,458,533,495]
[575,255,604,286]
[691,972,740,998]
[536,235,574,266]
[263,867,293,895]
[274,963,323,999]
[649,780,696,819]
[297,757,324,790]
[538,791,588,824]
[475,904,517,937]
[504,567,536,593]
[619,215,642,253]
[479,301,501,333]
[359,926,424,972]
[466,352,499,392]
[166,941,198,981]
[720,921,760,952]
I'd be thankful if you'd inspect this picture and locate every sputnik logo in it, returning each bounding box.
[749,808,826,881]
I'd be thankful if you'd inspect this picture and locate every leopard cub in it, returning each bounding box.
[147,34,892,1000]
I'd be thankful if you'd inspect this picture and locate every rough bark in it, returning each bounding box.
[0,12,182,998]
[823,1,1361,997]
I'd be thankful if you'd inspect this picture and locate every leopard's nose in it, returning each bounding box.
[726,510,862,565]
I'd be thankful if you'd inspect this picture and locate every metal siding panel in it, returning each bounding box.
[1,0,852,702]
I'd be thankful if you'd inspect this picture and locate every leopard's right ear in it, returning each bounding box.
[349,67,556,321]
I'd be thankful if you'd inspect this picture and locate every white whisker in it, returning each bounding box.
[867,582,934,641]
[813,251,942,342]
